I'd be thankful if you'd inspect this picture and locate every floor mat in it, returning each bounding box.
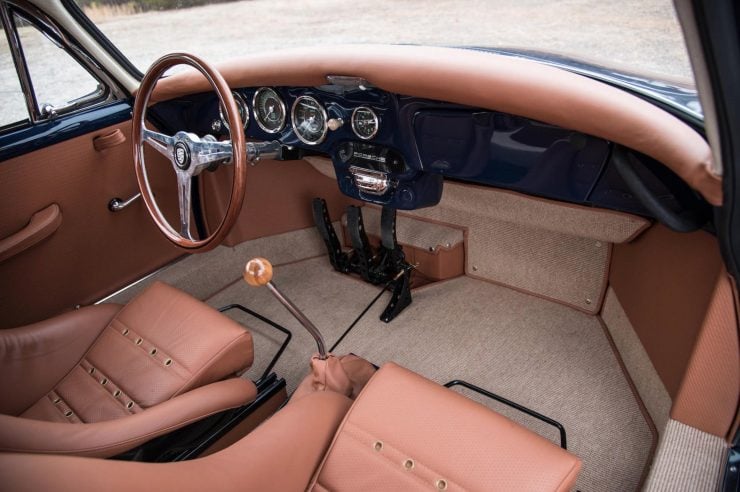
[208,256,654,492]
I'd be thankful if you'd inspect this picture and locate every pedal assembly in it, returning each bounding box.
[312,197,413,323]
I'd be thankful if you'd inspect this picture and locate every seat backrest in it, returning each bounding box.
[21,281,253,424]
[311,363,581,491]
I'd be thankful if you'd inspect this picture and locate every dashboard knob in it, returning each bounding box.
[328,118,344,131]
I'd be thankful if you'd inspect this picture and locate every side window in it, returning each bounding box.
[0,31,29,128]
[0,4,111,131]
[14,13,102,118]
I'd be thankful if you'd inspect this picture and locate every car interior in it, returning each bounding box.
[0,0,739,491]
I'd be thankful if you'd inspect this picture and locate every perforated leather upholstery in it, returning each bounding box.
[0,362,581,490]
[0,281,256,457]
[312,363,581,491]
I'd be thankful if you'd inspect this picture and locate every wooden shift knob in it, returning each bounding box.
[244,257,273,286]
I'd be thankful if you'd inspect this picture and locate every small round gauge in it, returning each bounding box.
[252,87,286,133]
[219,92,249,130]
[351,106,379,140]
[291,96,328,145]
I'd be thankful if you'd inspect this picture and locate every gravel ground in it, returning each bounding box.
[1,0,692,125]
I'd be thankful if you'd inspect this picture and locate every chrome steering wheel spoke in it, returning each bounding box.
[175,171,194,240]
[146,129,234,176]
[189,136,233,169]
[132,52,249,253]
[142,129,175,159]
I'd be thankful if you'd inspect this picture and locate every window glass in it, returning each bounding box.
[0,29,29,127]
[74,0,695,85]
[14,13,100,115]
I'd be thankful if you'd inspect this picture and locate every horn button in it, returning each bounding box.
[173,142,191,170]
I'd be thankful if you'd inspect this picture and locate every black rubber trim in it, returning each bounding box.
[445,380,567,449]
[612,145,706,232]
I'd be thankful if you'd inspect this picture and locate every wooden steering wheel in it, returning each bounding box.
[132,53,246,252]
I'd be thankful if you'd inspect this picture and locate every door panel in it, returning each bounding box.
[0,118,182,329]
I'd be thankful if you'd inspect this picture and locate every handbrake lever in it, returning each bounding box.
[243,257,327,359]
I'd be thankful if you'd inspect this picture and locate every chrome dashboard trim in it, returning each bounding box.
[349,165,391,195]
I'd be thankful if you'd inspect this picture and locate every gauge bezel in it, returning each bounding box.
[252,87,286,134]
[219,91,249,130]
[351,106,379,140]
[291,95,328,145]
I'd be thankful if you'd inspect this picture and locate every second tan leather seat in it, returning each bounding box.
[0,281,256,457]
[312,363,581,491]
[0,362,581,491]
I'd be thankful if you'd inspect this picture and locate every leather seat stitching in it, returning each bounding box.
[79,359,141,414]
[339,422,466,491]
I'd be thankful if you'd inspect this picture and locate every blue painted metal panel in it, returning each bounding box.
[0,100,132,161]
[150,86,701,216]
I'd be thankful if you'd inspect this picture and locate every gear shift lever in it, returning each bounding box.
[244,257,327,359]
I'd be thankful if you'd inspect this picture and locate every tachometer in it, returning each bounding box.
[351,106,379,140]
[219,91,249,130]
[253,87,286,133]
[291,96,328,145]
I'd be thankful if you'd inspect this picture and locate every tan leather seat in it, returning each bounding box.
[0,363,580,491]
[312,363,581,491]
[0,281,256,458]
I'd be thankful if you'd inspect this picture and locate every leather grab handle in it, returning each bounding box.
[0,204,62,263]
[93,129,126,152]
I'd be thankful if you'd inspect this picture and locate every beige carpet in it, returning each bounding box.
[106,225,332,304]
[206,256,653,492]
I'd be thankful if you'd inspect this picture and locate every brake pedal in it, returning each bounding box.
[347,206,374,283]
[312,198,350,273]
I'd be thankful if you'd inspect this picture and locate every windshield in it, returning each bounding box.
[75,0,694,85]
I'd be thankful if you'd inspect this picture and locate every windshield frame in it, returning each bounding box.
[61,0,143,80]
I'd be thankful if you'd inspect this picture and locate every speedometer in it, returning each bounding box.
[253,87,286,133]
[291,96,328,145]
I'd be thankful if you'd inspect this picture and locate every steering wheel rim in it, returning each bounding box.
[132,53,246,252]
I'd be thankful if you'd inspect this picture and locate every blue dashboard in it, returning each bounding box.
[150,85,700,217]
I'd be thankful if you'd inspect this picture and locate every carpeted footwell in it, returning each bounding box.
[207,256,654,492]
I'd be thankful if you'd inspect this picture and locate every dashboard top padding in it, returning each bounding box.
[147,45,721,206]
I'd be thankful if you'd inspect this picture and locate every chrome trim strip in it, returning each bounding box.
[3,0,125,121]
[1,2,39,121]
[93,264,170,304]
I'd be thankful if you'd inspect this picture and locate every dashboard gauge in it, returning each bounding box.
[351,106,379,140]
[253,87,286,133]
[219,91,249,130]
[291,96,328,145]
